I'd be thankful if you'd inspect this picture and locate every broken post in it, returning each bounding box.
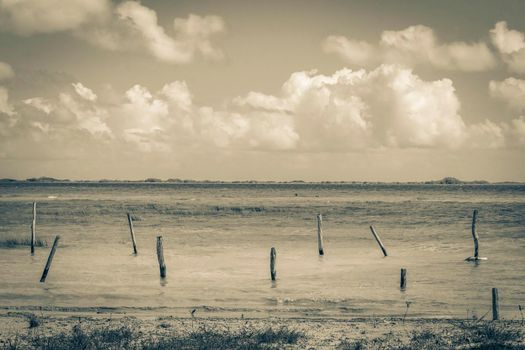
[270,247,277,281]
[317,214,324,256]
[127,213,138,254]
[40,235,60,283]
[156,236,166,278]
[369,225,388,257]
[31,202,36,255]
[400,268,407,290]
[492,288,499,321]
[466,210,487,261]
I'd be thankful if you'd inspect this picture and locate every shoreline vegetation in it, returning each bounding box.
[0,313,523,349]
[0,177,521,185]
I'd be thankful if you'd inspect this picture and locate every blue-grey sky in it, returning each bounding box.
[0,0,524,181]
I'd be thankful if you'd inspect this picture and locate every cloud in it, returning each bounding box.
[81,1,225,64]
[0,1,225,64]
[8,65,524,163]
[0,61,14,80]
[490,21,525,73]
[489,77,525,111]
[72,82,97,101]
[0,86,15,116]
[324,25,496,71]
[0,0,110,35]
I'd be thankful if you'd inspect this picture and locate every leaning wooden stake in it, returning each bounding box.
[156,236,166,278]
[31,202,36,255]
[270,247,277,281]
[369,225,388,257]
[466,210,487,261]
[400,268,407,290]
[127,213,138,254]
[40,235,60,283]
[492,288,499,320]
[317,214,324,256]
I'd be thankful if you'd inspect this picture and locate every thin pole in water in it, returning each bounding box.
[492,288,499,321]
[270,247,277,281]
[40,235,60,283]
[369,225,388,257]
[127,213,138,254]
[31,202,36,255]
[317,214,324,256]
[156,236,166,278]
[400,268,407,290]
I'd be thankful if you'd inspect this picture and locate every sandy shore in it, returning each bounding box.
[0,310,524,349]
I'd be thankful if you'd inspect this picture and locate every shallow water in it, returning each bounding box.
[0,183,524,319]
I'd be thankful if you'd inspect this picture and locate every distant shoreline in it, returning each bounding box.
[0,177,523,185]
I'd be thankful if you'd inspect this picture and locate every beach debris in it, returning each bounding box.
[31,202,36,255]
[369,225,388,257]
[317,214,325,256]
[191,309,197,318]
[492,288,499,321]
[400,268,407,290]
[465,210,487,262]
[127,213,138,255]
[156,236,166,278]
[40,235,60,283]
[270,247,277,281]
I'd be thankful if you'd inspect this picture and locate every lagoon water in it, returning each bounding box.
[0,183,524,319]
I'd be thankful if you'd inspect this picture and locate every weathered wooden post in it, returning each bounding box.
[466,210,487,261]
[40,235,60,283]
[317,214,324,256]
[31,202,36,255]
[156,236,166,278]
[127,213,138,254]
[400,268,407,290]
[492,288,499,320]
[270,247,277,281]
[369,225,388,257]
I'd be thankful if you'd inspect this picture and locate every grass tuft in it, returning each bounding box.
[0,237,47,248]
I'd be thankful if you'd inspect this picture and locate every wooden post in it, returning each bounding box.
[400,268,407,290]
[492,288,499,320]
[31,202,36,255]
[369,225,388,257]
[40,235,60,283]
[127,213,138,254]
[317,214,324,256]
[156,236,166,278]
[466,210,487,261]
[270,247,277,281]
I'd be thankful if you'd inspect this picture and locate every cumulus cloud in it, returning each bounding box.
[72,82,97,101]
[7,65,524,162]
[112,2,225,63]
[324,25,496,71]
[0,61,14,117]
[0,1,225,64]
[490,21,525,73]
[0,0,110,34]
[489,77,525,110]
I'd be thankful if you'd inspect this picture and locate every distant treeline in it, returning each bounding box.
[0,176,517,184]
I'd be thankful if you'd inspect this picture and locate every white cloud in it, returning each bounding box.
[12,66,525,158]
[113,2,225,63]
[489,77,525,111]
[23,97,53,114]
[324,25,496,71]
[0,86,15,116]
[72,82,97,101]
[0,61,14,80]
[0,0,110,34]
[490,21,525,73]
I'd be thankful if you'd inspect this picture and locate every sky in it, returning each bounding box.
[0,0,524,181]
